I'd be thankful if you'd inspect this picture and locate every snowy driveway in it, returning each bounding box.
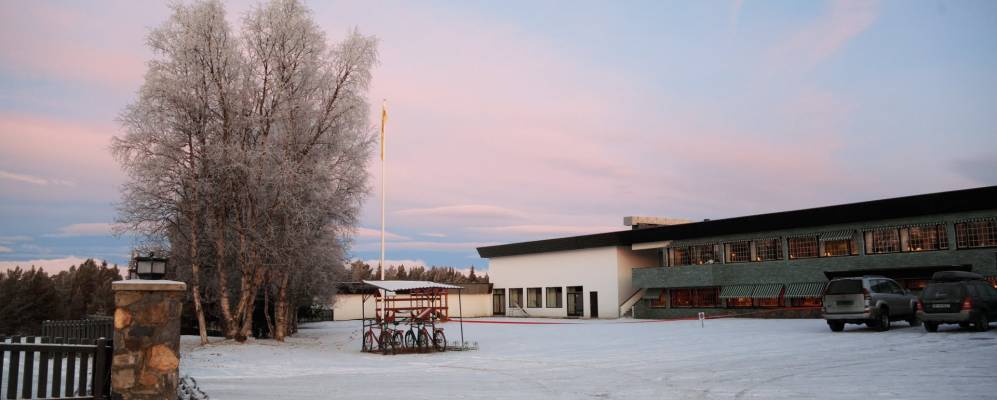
[180,318,997,399]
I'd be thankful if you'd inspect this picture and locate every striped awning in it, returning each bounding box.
[786,233,819,239]
[751,284,784,299]
[642,288,664,299]
[819,230,854,241]
[784,282,826,299]
[719,284,755,299]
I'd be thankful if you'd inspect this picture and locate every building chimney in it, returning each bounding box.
[623,216,692,230]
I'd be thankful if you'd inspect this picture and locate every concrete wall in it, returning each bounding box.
[489,246,624,318]
[332,293,492,321]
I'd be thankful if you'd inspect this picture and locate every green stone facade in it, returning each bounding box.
[632,210,997,319]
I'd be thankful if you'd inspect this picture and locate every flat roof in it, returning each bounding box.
[476,185,997,258]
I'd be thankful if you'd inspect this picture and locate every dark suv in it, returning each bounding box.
[918,271,997,332]
[823,276,918,332]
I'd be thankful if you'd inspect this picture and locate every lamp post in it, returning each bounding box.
[133,252,168,280]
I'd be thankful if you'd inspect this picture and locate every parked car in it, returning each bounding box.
[822,276,918,332]
[918,271,997,332]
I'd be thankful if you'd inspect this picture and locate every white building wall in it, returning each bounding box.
[332,293,492,321]
[489,246,622,318]
[616,247,660,312]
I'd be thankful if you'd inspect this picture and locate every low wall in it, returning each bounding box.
[634,302,823,320]
[331,293,492,321]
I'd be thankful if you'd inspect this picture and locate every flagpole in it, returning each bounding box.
[379,100,387,322]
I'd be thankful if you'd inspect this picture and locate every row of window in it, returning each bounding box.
[647,287,818,309]
[663,219,997,267]
[508,287,563,308]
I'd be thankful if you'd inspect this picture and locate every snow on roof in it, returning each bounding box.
[362,280,464,291]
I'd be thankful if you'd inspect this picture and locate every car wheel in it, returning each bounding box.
[975,313,989,332]
[907,307,920,326]
[875,309,890,332]
[827,320,845,332]
[924,322,938,332]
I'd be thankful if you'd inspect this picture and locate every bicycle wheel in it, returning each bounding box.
[380,333,394,355]
[404,330,416,349]
[418,328,431,351]
[393,331,405,351]
[363,331,375,352]
[433,330,447,352]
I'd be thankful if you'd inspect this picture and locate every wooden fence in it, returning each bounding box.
[0,336,113,399]
[42,318,113,342]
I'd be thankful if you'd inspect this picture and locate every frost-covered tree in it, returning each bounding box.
[114,0,377,343]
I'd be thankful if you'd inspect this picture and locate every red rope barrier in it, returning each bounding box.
[451,307,822,325]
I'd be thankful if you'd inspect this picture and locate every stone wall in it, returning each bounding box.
[111,280,186,400]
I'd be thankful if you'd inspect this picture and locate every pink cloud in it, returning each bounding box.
[0,113,122,201]
[0,2,149,89]
[354,227,408,241]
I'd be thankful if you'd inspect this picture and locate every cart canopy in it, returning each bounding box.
[362,280,464,292]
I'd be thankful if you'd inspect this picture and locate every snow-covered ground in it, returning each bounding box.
[180,318,997,399]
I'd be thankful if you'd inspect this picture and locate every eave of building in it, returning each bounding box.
[476,185,997,258]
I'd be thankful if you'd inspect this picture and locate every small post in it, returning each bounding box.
[698,312,705,328]
[458,288,464,347]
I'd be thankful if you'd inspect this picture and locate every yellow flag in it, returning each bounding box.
[380,100,388,160]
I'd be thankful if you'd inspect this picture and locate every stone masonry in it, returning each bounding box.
[111,280,186,400]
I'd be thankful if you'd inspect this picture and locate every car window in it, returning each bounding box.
[870,279,891,294]
[965,284,978,297]
[923,283,965,301]
[888,281,904,295]
[825,279,863,295]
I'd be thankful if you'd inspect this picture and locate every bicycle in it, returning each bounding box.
[429,314,447,352]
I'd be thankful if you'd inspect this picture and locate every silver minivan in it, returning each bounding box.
[822,276,919,332]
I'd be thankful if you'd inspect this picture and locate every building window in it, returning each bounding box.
[670,289,692,308]
[727,297,753,308]
[955,219,997,249]
[693,288,720,307]
[669,288,719,308]
[789,297,822,307]
[526,287,542,308]
[754,238,782,261]
[755,297,781,308]
[865,228,901,254]
[906,224,948,251]
[546,287,562,308]
[670,247,690,266]
[725,241,751,263]
[822,239,853,257]
[788,236,818,259]
[690,244,720,265]
[509,288,523,308]
[650,290,668,308]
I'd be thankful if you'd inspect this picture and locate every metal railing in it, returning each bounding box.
[42,318,113,342]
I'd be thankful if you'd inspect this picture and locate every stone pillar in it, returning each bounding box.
[111,280,186,400]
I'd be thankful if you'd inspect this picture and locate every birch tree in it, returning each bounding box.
[114,0,377,343]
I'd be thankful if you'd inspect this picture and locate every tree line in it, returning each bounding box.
[347,261,488,283]
[112,0,378,344]
[0,260,121,335]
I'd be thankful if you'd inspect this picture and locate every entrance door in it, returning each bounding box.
[492,289,506,315]
[567,286,583,317]
[590,291,599,318]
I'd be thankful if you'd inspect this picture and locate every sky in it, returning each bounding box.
[1,0,996,273]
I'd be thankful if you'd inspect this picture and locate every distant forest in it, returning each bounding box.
[347,261,488,284]
[0,259,122,335]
